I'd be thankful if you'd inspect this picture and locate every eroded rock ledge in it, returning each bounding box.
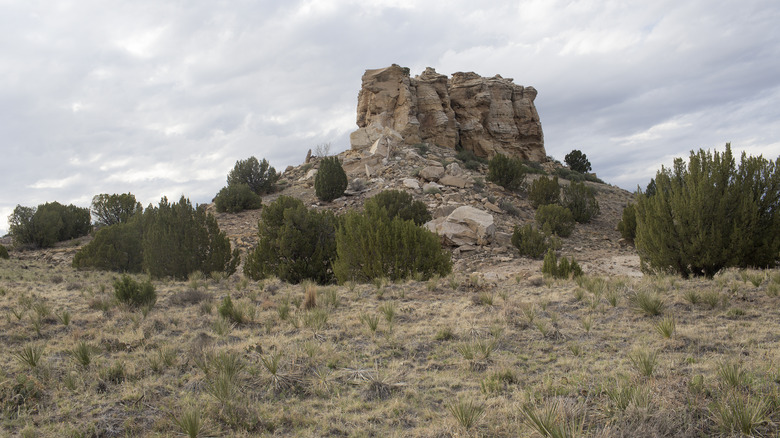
[350,64,545,161]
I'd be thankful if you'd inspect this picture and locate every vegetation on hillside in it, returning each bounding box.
[8,202,91,248]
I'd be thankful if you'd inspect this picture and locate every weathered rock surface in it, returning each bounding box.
[425,205,495,246]
[350,64,545,161]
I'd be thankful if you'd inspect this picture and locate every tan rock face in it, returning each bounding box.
[350,64,545,161]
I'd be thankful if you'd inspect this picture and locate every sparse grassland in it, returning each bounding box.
[1,259,779,436]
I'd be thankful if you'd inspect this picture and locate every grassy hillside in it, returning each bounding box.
[1,258,779,436]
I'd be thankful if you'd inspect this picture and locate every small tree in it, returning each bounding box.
[528,176,560,209]
[73,221,144,272]
[214,183,263,213]
[562,181,600,223]
[364,190,431,225]
[227,156,280,195]
[535,204,575,238]
[9,202,91,248]
[244,196,338,284]
[635,144,780,278]
[333,203,451,283]
[542,249,583,279]
[0,244,9,260]
[91,193,142,226]
[315,156,348,202]
[511,224,560,259]
[113,274,156,308]
[487,154,526,191]
[564,150,592,173]
[617,204,637,244]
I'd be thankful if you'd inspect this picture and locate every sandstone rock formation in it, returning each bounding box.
[350,64,545,161]
[424,205,495,247]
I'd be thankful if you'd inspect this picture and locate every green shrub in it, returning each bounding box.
[562,181,600,223]
[113,274,156,307]
[455,148,487,170]
[528,176,560,209]
[333,203,451,283]
[542,249,583,279]
[227,156,279,195]
[511,224,559,259]
[315,156,348,202]
[0,244,8,260]
[535,204,575,237]
[365,190,431,225]
[564,150,592,173]
[554,167,604,184]
[214,183,263,213]
[8,202,92,248]
[91,193,143,226]
[73,221,144,272]
[487,153,526,191]
[635,144,780,277]
[141,197,239,280]
[618,204,637,244]
[244,196,338,284]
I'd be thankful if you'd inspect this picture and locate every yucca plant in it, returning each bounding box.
[14,344,45,369]
[360,313,380,334]
[378,302,396,324]
[520,399,584,438]
[710,393,768,435]
[629,348,658,377]
[630,289,665,316]
[71,341,95,367]
[716,360,750,389]
[653,315,676,339]
[448,398,485,430]
[171,407,209,438]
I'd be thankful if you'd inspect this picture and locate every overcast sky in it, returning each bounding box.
[2,0,779,235]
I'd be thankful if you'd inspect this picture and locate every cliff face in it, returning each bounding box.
[350,65,545,161]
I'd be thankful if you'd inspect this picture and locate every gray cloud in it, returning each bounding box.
[2,0,779,234]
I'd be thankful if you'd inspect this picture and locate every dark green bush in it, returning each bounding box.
[333,203,451,283]
[227,156,280,195]
[8,202,91,248]
[73,222,143,272]
[535,204,575,237]
[113,274,156,307]
[542,249,583,279]
[455,148,487,170]
[142,196,239,280]
[0,244,9,260]
[244,196,338,284]
[365,190,431,225]
[315,156,348,202]
[562,181,600,223]
[528,176,560,209]
[618,204,637,244]
[635,144,780,278]
[217,295,245,324]
[564,150,592,173]
[214,183,263,213]
[511,224,560,259]
[487,154,526,191]
[554,167,604,184]
[91,193,142,226]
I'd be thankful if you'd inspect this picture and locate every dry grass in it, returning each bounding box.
[1,260,779,436]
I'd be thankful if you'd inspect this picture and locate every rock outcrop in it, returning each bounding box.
[350,64,545,161]
[425,206,496,247]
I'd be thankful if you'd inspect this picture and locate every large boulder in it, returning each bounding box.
[424,206,495,246]
[350,65,545,162]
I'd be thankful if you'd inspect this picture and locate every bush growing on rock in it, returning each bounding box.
[535,204,575,238]
[365,190,431,225]
[9,202,91,248]
[528,176,560,209]
[315,156,348,202]
[333,203,451,283]
[91,193,143,227]
[227,156,280,195]
[635,144,780,278]
[487,153,526,191]
[244,196,338,284]
[214,183,263,213]
[562,181,600,223]
[512,224,560,259]
[618,204,637,244]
